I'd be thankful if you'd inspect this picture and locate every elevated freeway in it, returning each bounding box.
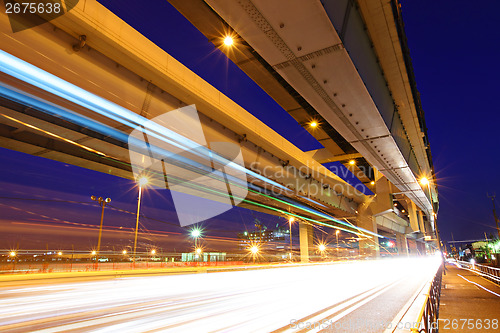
[0,0,439,258]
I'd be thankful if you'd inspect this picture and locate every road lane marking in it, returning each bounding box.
[383,277,430,333]
[457,274,500,297]
[277,278,401,333]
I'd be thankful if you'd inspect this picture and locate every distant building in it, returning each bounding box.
[181,252,226,262]
[237,223,291,253]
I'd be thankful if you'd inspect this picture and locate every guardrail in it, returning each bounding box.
[454,260,500,285]
[412,265,443,333]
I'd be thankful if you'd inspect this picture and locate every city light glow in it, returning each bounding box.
[419,177,429,186]
[223,36,234,46]
[138,177,149,186]
[191,228,202,238]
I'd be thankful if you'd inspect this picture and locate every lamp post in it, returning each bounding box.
[9,251,16,272]
[91,195,111,263]
[133,177,148,263]
[420,177,442,254]
[191,228,202,262]
[288,217,295,261]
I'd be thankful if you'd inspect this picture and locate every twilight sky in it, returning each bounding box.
[401,0,500,242]
[1,0,499,251]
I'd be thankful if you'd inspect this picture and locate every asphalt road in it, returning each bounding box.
[0,257,441,332]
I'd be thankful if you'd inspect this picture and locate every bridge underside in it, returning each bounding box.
[0,0,437,259]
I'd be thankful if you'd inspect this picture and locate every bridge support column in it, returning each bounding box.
[357,206,379,257]
[396,232,408,256]
[299,221,313,263]
[407,201,419,232]
[417,210,426,234]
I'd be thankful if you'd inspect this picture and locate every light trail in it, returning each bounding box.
[0,257,441,332]
[0,51,382,239]
[457,274,500,297]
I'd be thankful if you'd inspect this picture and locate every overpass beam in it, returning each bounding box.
[299,222,313,263]
[357,205,379,257]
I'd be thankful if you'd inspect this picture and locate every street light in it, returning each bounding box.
[151,249,156,255]
[91,195,111,262]
[288,216,295,261]
[9,251,16,257]
[318,243,327,259]
[133,177,148,263]
[249,245,259,264]
[309,120,319,128]
[190,227,202,249]
[91,250,97,256]
[419,176,442,253]
[419,177,429,186]
[349,160,356,166]
[223,36,234,46]
[122,250,127,255]
[57,251,62,256]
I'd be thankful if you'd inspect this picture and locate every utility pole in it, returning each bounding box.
[487,194,500,240]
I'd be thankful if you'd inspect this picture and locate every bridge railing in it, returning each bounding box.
[410,265,443,333]
[455,260,500,285]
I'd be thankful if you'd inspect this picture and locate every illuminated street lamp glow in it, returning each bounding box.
[250,246,259,254]
[122,250,127,255]
[309,120,318,128]
[151,249,156,255]
[419,177,429,186]
[91,250,97,255]
[196,248,202,255]
[57,252,62,256]
[223,36,234,46]
[138,177,149,187]
[9,251,16,257]
[288,217,295,224]
[191,228,202,238]
[370,181,375,186]
[336,230,340,235]
[349,159,356,166]
[318,244,326,252]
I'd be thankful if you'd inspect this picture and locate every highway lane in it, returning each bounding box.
[0,257,441,332]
